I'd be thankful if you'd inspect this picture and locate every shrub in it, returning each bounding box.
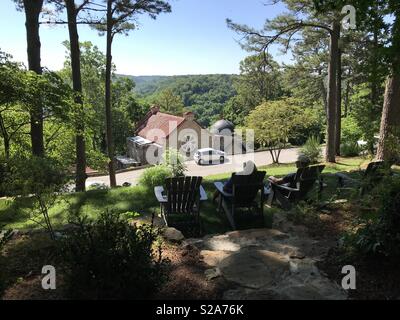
[351,176,400,257]
[299,136,322,164]
[340,141,360,157]
[341,115,363,143]
[2,155,68,239]
[139,165,172,190]
[59,211,168,299]
[0,227,12,295]
[163,148,187,177]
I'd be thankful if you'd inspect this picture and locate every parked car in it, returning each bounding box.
[194,148,226,165]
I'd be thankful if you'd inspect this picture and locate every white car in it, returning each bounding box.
[194,148,226,165]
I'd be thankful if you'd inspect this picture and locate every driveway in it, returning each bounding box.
[86,148,301,188]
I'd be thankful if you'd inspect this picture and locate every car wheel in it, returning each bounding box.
[198,159,203,165]
[220,156,224,164]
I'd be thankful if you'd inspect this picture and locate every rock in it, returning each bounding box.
[332,199,348,204]
[200,250,232,267]
[202,235,241,252]
[163,227,184,242]
[219,249,289,289]
[319,214,335,222]
[204,268,221,280]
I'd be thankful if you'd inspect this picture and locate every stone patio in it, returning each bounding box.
[183,213,347,300]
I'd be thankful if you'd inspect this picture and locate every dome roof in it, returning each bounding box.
[210,119,235,135]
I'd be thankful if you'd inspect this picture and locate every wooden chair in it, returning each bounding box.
[267,165,325,210]
[336,160,388,195]
[214,171,266,230]
[154,176,207,235]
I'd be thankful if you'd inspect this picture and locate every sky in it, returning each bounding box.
[0,0,291,76]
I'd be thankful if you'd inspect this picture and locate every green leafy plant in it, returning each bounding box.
[139,165,172,190]
[340,141,360,157]
[350,176,400,257]
[59,210,168,299]
[3,155,68,239]
[162,148,187,177]
[299,136,322,164]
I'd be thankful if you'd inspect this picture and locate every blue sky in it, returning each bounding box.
[0,0,290,75]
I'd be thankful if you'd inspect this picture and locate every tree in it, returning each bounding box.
[96,0,171,187]
[13,0,45,157]
[153,88,185,115]
[245,97,319,163]
[314,0,400,162]
[227,0,349,162]
[224,53,283,126]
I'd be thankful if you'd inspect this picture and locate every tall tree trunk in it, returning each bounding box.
[105,0,117,187]
[376,14,400,162]
[23,0,44,157]
[335,48,342,156]
[0,114,10,160]
[65,0,87,192]
[376,74,400,161]
[325,21,340,163]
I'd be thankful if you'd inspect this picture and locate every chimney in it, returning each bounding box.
[150,105,160,114]
[183,111,195,121]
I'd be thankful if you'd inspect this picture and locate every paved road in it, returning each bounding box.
[86,148,301,188]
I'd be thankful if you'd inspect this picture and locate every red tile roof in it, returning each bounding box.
[136,110,185,144]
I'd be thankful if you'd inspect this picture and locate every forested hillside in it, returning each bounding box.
[120,74,238,127]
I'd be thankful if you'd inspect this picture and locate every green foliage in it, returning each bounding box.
[152,88,185,115]
[163,148,187,177]
[341,115,363,144]
[2,155,68,239]
[0,226,12,295]
[340,141,360,157]
[299,136,322,164]
[245,97,320,163]
[139,165,172,190]
[133,74,237,127]
[59,210,168,299]
[350,176,400,257]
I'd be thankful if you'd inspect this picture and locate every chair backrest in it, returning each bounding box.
[364,161,385,177]
[292,165,325,199]
[165,176,202,215]
[231,171,266,207]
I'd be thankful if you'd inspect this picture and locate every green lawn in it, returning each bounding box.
[0,156,371,234]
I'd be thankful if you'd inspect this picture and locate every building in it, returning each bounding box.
[127,106,212,165]
[210,119,246,155]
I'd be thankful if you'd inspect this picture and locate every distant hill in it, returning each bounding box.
[117,74,238,127]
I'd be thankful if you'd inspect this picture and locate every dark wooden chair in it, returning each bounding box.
[214,171,266,230]
[267,165,325,210]
[336,160,388,195]
[154,176,207,235]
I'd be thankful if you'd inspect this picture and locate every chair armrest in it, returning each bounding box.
[335,172,361,187]
[271,182,299,193]
[154,186,168,203]
[214,181,233,198]
[199,185,208,201]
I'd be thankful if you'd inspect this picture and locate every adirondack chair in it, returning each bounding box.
[336,160,388,195]
[154,176,207,235]
[267,165,325,210]
[214,171,266,230]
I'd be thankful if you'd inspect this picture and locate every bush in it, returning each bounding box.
[139,165,172,190]
[2,155,68,239]
[59,211,168,299]
[351,176,400,257]
[341,116,363,143]
[163,148,187,177]
[340,141,360,157]
[299,136,322,164]
[0,227,12,295]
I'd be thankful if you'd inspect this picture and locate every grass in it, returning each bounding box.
[0,156,372,234]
